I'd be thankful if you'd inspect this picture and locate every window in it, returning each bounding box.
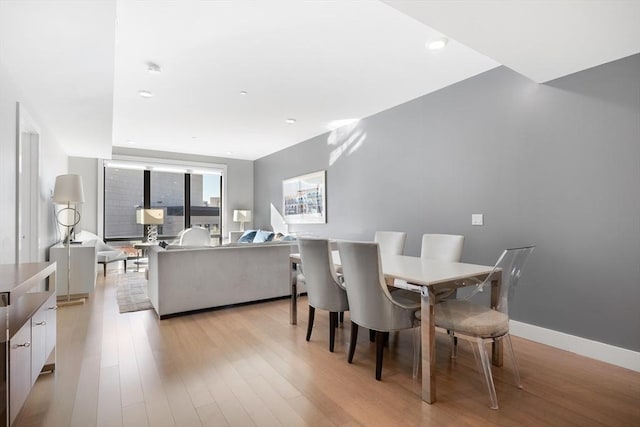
[190,172,222,243]
[104,167,144,239]
[103,159,224,243]
[150,170,184,238]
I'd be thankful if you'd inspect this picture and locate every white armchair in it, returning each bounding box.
[76,231,128,276]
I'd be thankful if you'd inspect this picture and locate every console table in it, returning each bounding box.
[0,262,57,427]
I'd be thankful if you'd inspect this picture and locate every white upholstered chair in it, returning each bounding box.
[179,226,211,246]
[76,231,128,276]
[373,231,407,256]
[337,241,420,380]
[298,238,349,352]
[433,245,535,409]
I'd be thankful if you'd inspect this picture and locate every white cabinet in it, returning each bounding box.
[2,262,57,427]
[49,243,97,298]
[9,322,31,426]
[30,295,56,386]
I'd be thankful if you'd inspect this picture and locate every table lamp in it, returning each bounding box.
[136,208,164,242]
[233,209,252,231]
[53,174,85,305]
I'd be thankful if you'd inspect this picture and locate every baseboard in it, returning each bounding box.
[509,320,640,372]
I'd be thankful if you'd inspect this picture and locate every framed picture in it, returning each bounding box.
[283,170,326,224]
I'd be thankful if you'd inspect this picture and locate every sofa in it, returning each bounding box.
[147,242,296,318]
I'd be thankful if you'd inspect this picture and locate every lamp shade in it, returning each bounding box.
[53,174,85,204]
[136,208,164,225]
[233,209,252,222]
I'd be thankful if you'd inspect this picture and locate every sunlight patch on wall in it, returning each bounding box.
[327,119,366,166]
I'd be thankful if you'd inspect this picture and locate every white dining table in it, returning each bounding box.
[289,251,500,404]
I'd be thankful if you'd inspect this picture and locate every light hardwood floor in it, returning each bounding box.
[15,267,640,427]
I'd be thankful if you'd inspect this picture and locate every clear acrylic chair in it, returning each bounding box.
[298,238,349,352]
[337,241,420,380]
[434,245,535,409]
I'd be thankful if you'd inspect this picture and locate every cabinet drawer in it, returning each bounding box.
[10,322,31,426]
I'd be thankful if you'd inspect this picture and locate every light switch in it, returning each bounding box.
[472,214,483,226]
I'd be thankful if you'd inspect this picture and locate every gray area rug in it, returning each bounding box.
[116,273,153,313]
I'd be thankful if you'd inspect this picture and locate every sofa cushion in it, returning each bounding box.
[253,230,274,243]
[97,250,127,263]
[238,230,257,243]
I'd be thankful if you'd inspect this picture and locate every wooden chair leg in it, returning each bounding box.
[375,330,385,381]
[103,263,107,277]
[124,259,127,273]
[306,306,315,341]
[329,312,337,352]
[339,312,344,323]
[348,322,358,363]
[369,329,376,342]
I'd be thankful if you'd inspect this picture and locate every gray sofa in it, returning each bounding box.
[147,242,295,318]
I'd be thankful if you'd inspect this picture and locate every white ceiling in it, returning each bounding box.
[385,0,640,83]
[1,1,639,161]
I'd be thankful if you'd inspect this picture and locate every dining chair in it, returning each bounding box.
[298,238,349,352]
[373,231,407,256]
[433,245,535,409]
[337,241,420,380]
[402,233,464,377]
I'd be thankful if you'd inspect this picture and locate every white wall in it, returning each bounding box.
[70,157,99,234]
[0,61,68,264]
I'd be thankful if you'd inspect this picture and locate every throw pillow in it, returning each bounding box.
[253,229,274,243]
[238,230,257,243]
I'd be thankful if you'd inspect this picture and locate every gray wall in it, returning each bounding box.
[254,54,640,351]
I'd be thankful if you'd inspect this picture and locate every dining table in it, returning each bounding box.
[289,251,500,404]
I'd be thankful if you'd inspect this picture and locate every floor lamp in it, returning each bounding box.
[53,174,86,306]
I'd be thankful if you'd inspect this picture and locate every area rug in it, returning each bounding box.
[116,273,153,313]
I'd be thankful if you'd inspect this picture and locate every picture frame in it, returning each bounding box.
[283,170,326,224]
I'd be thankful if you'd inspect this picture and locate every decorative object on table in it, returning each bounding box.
[52,173,86,306]
[283,170,326,224]
[136,208,164,242]
[232,209,252,231]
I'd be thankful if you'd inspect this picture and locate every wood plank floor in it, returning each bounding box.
[15,267,640,426]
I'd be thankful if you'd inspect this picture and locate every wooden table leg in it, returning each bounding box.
[490,274,503,366]
[421,286,436,404]
[290,258,297,325]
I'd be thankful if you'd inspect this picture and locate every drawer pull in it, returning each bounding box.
[48,306,58,310]
[14,342,31,348]
[35,321,46,326]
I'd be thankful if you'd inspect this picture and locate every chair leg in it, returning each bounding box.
[504,334,522,389]
[339,311,344,323]
[329,312,337,352]
[375,330,385,381]
[348,322,358,363]
[412,326,421,379]
[103,263,107,277]
[369,329,376,342]
[477,340,499,410]
[306,306,315,342]
[450,331,458,359]
[124,259,127,273]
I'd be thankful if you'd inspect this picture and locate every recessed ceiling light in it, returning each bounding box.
[147,62,162,74]
[126,140,136,144]
[426,37,448,51]
[138,90,153,98]
[240,91,248,96]
[191,136,198,139]
[285,118,297,124]
[226,151,234,155]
